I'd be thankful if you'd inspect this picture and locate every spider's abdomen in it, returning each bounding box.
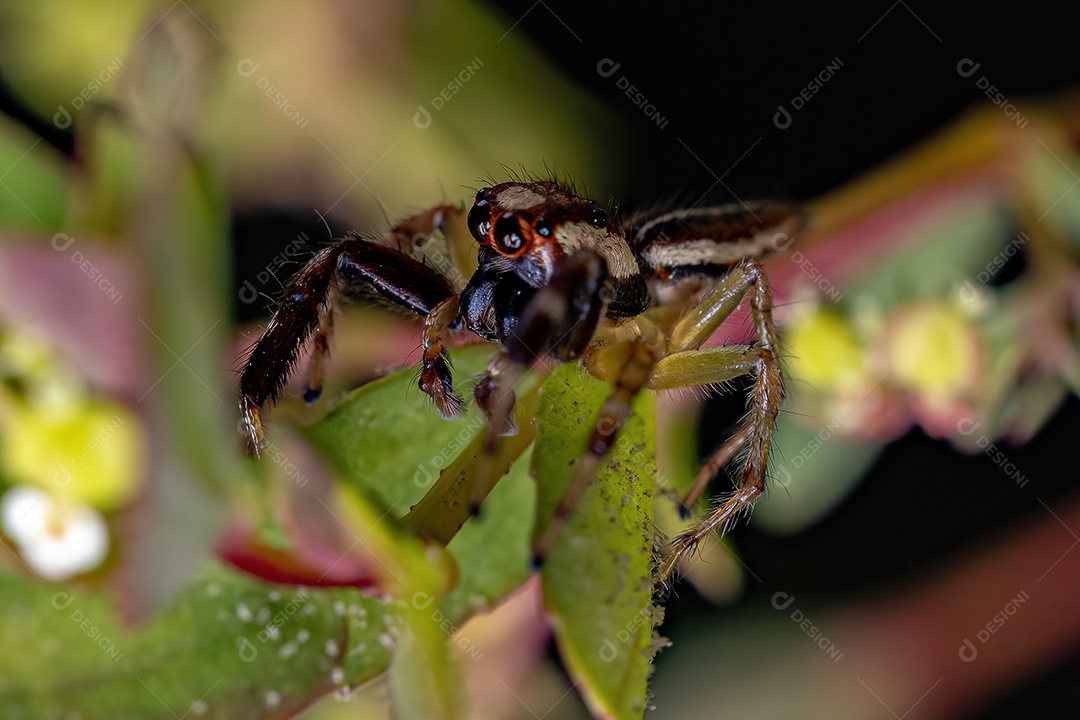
[626,202,803,280]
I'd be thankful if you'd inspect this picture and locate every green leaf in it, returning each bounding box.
[402,373,540,545]
[389,616,464,720]
[0,563,401,718]
[0,116,67,234]
[440,443,536,621]
[303,344,495,516]
[535,366,663,720]
[302,343,542,719]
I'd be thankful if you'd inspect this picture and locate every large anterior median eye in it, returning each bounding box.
[493,212,525,253]
[468,197,491,241]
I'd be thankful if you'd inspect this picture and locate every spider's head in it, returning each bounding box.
[467,181,639,288]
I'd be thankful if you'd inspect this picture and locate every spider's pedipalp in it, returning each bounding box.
[474,250,610,434]
[419,296,465,420]
[465,250,613,515]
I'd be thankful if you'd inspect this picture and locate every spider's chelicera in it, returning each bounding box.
[239,180,802,583]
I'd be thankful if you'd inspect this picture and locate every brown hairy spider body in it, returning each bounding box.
[239,180,803,583]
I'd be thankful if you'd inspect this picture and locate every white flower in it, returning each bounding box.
[1,486,109,580]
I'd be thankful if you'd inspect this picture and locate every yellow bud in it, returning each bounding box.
[888,303,981,396]
[785,308,865,391]
[0,331,84,412]
[2,400,144,511]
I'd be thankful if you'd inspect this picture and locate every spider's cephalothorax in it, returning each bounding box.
[238,180,803,583]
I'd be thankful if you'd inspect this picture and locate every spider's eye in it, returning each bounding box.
[493,213,525,253]
[535,218,555,238]
[591,208,608,228]
[468,201,490,241]
[475,188,488,202]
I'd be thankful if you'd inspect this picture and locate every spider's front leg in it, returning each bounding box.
[531,329,660,568]
[463,250,647,544]
[649,258,785,583]
[471,251,610,436]
[239,209,461,455]
[482,253,664,568]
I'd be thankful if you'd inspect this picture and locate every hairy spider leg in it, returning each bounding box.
[303,287,335,404]
[532,332,660,568]
[679,425,749,514]
[240,243,346,456]
[239,229,457,456]
[469,251,612,519]
[419,296,465,420]
[649,259,784,584]
[649,347,766,514]
[529,202,799,570]
[474,251,611,433]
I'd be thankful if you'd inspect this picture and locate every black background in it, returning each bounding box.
[489,1,1080,203]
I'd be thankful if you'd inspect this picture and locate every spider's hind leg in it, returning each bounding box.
[648,259,785,583]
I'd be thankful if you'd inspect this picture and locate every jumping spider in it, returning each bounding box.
[239,180,802,583]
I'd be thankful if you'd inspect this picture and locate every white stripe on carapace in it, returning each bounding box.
[555,222,640,279]
[494,186,546,210]
[631,205,747,239]
[643,235,774,269]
